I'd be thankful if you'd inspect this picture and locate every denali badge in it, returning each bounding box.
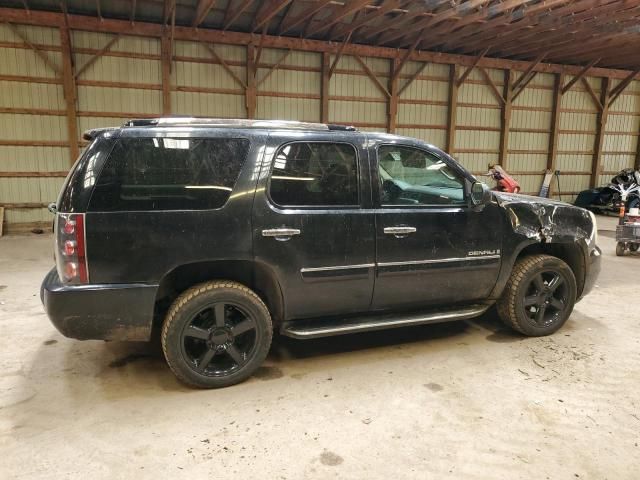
[468,250,500,256]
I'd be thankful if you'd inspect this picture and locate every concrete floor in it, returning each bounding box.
[0,214,638,479]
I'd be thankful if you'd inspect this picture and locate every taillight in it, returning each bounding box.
[55,213,89,284]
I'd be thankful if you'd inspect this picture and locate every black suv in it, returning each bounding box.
[42,118,601,388]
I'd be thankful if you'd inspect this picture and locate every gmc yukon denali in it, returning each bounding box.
[41,118,601,388]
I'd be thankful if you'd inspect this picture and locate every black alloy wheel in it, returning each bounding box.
[522,270,569,328]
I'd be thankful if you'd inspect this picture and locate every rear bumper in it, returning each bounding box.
[41,267,158,341]
[580,245,601,299]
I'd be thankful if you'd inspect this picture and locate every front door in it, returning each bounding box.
[253,132,375,320]
[370,142,503,310]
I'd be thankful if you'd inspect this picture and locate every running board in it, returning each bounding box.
[280,304,489,339]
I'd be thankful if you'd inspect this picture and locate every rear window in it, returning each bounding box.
[88,137,249,211]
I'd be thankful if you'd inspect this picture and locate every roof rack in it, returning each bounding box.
[122,117,357,132]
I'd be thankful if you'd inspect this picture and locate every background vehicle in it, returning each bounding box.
[41,118,601,388]
[575,168,640,214]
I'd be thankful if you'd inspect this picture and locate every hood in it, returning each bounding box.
[492,192,595,243]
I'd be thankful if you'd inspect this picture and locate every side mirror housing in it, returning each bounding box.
[470,181,492,210]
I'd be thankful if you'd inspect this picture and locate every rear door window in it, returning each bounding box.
[89,137,249,211]
[268,142,359,207]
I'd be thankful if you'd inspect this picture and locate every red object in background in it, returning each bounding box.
[487,165,521,193]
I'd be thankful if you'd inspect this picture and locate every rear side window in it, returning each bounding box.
[269,142,359,207]
[89,137,249,211]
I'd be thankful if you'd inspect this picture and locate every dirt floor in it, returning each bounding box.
[0,214,638,479]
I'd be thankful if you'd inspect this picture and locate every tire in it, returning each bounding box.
[497,254,577,337]
[616,242,626,256]
[161,280,272,388]
[629,243,639,253]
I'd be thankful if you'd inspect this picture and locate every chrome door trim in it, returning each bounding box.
[261,228,301,237]
[378,255,501,267]
[300,263,375,273]
[383,226,417,235]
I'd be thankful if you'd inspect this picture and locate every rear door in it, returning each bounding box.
[252,131,375,320]
[370,141,503,310]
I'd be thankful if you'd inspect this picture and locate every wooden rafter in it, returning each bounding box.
[252,0,291,33]
[397,61,428,96]
[74,34,120,78]
[6,22,60,75]
[254,23,268,69]
[332,0,406,40]
[561,58,600,94]
[580,77,602,111]
[608,66,640,108]
[328,31,351,78]
[456,46,489,87]
[256,49,291,87]
[193,0,217,28]
[511,52,546,92]
[511,71,537,102]
[129,0,136,24]
[392,30,422,83]
[354,54,390,98]
[204,44,247,89]
[279,0,333,35]
[477,66,505,105]
[163,0,175,26]
[378,0,491,45]
[95,0,102,20]
[223,0,253,31]
[306,0,372,38]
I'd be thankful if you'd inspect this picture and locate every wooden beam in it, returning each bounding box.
[306,0,372,38]
[204,44,247,89]
[254,24,268,69]
[333,0,405,39]
[193,0,216,27]
[446,64,459,153]
[6,22,61,75]
[510,71,537,102]
[253,0,291,32]
[321,51,330,123]
[354,54,390,98]
[59,26,79,165]
[1,7,639,81]
[635,123,640,171]
[163,0,175,25]
[397,61,428,97]
[562,58,600,94]
[95,0,102,21]
[499,70,514,168]
[223,0,253,30]
[456,46,489,87]
[548,74,563,177]
[511,52,546,92]
[547,73,563,199]
[590,77,610,188]
[246,44,256,118]
[129,0,137,24]
[608,66,640,108]
[256,49,291,87]
[328,32,351,79]
[580,77,602,111]
[279,0,333,35]
[392,30,421,83]
[160,29,171,114]
[74,34,120,78]
[477,66,505,105]
[388,57,399,133]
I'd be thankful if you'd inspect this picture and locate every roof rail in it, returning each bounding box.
[122,117,357,132]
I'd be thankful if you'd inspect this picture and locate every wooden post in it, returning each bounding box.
[635,123,640,171]
[547,72,563,198]
[387,57,399,133]
[499,69,514,168]
[321,51,330,123]
[161,30,172,115]
[246,43,257,118]
[590,77,610,188]
[446,64,459,153]
[59,26,79,165]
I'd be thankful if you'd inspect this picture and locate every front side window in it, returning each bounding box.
[89,137,250,211]
[269,142,359,207]
[378,145,465,206]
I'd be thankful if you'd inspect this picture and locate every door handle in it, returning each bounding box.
[262,228,301,241]
[384,226,416,238]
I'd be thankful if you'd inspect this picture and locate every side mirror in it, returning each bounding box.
[47,202,57,215]
[470,182,492,209]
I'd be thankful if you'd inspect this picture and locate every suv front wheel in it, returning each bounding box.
[161,280,273,388]
[497,254,577,336]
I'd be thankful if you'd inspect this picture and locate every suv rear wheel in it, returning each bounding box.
[161,280,272,388]
[497,254,577,336]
